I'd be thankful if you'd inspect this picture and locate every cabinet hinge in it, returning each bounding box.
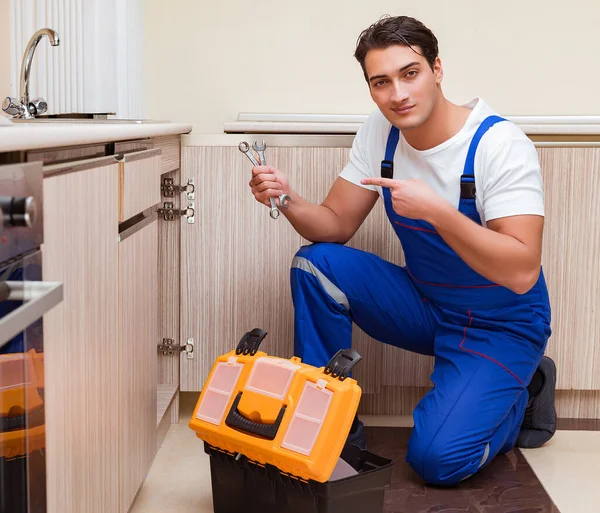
[157,201,195,224]
[158,338,194,359]
[161,177,195,200]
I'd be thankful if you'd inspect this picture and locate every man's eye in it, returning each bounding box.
[406,70,418,78]
[374,80,387,87]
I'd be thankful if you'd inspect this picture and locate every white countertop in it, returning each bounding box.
[0,119,193,152]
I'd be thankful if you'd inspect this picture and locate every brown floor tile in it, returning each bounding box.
[365,426,560,513]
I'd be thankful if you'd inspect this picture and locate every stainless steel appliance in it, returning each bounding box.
[0,162,63,513]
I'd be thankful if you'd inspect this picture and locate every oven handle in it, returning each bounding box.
[0,281,63,349]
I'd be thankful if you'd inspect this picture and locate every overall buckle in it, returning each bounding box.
[380,160,394,179]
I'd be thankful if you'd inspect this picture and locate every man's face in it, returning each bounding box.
[364,44,443,130]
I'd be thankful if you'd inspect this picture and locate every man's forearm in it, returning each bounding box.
[427,204,540,294]
[281,190,348,243]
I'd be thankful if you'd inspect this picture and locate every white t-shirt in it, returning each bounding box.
[339,98,544,226]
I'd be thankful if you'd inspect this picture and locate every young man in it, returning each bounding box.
[248,15,556,486]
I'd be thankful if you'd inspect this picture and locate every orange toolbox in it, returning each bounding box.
[0,350,47,513]
[189,328,393,513]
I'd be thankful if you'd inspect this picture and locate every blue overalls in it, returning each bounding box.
[290,115,552,485]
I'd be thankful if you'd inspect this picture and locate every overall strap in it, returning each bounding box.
[381,126,400,179]
[460,115,507,199]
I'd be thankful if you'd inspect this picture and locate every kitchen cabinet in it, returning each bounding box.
[42,156,120,513]
[118,215,158,512]
[40,144,169,513]
[178,139,600,421]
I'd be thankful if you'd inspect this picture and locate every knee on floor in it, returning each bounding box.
[406,431,488,486]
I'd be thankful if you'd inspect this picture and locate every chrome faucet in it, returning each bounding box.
[2,28,60,119]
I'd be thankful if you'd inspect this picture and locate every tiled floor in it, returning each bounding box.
[131,397,599,513]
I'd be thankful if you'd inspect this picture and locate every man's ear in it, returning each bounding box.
[434,57,443,84]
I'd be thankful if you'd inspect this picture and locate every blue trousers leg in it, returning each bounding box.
[290,243,439,367]
[407,306,549,485]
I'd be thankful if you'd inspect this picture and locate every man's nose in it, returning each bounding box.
[390,81,409,103]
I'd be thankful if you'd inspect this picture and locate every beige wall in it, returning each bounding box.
[0,0,10,99]
[148,0,598,133]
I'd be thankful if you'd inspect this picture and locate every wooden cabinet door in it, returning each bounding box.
[42,158,120,513]
[118,218,159,512]
[538,147,600,390]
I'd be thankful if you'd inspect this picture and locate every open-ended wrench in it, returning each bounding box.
[252,140,291,219]
[238,141,279,218]
[238,140,291,219]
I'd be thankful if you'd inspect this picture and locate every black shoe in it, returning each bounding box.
[346,418,367,451]
[517,356,557,449]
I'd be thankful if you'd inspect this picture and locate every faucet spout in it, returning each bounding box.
[19,28,60,117]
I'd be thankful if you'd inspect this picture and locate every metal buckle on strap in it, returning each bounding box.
[380,160,394,179]
[460,174,476,199]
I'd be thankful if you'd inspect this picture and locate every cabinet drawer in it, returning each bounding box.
[28,143,107,165]
[154,135,181,173]
[119,149,162,222]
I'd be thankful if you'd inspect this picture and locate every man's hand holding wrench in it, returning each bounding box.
[239,140,291,220]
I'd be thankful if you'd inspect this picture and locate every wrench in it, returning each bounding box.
[252,140,291,217]
[239,141,279,218]
[238,141,260,167]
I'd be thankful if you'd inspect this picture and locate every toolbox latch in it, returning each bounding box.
[236,328,268,356]
[324,348,362,381]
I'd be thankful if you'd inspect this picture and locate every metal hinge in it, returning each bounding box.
[157,202,195,223]
[158,338,194,359]
[161,177,195,200]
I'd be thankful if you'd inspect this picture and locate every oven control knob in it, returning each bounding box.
[0,196,37,228]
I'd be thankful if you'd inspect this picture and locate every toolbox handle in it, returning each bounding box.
[225,391,286,440]
[235,328,268,356]
[324,348,362,381]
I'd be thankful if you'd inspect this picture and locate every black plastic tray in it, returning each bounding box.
[204,441,393,513]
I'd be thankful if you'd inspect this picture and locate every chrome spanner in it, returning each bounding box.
[239,141,279,219]
[238,140,291,219]
[252,140,291,216]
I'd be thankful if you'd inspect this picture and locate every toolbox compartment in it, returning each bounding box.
[204,441,393,513]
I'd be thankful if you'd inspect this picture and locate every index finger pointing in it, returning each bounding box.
[361,177,397,188]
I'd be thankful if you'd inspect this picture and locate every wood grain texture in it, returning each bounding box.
[158,167,181,400]
[118,219,159,512]
[556,390,600,419]
[156,400,174,453]
[28,143,106,165]
[154,135,181,174]
[538,147,600,389]
[114,139,153,155]
[157,384,178,426]
[42,162,120,513]
[119,152,162,222]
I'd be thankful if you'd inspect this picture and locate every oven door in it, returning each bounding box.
[0,250,63,513]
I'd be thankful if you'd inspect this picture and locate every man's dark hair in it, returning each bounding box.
[354,15,439,81]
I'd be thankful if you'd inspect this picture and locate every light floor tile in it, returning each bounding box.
[130,422,213,513]
[520,430,600,513]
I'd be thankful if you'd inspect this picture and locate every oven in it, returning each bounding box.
[0,162,63,513]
